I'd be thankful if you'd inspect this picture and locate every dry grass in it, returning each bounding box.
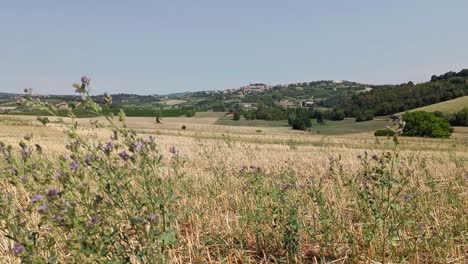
[0,115,467,263]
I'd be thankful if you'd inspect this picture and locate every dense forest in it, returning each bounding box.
[326,69,468,117]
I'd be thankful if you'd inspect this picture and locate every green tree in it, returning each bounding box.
[291,113,312,130]
[402,111,453,138]
[233,112,241,121]
[450,107,468,126]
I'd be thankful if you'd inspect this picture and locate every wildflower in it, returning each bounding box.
[13,243,25,256]
[130,141,144,153]
[169,146,177,154]
[85,155,92,166]
[80,94,87,101]
[100,142,113,154]
[104,92,112,105]
[31,194,44,203]
[19,146,30,157]
[15,97,27,105]
[281,183,292,192]
[169,146,179,157]
[55,171,65,179]
[87,216,100,227]
[47,189,59,198]
[69,160,80,172]
[38,204,49,213]
[20,175,28,182]
[118,151,130,160]
[148,214,160,222]
[81,76,91,86]
[54,213,64,222]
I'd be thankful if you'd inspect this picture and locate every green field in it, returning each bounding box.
[215,115,391,134]
[192,111,225,118]
[405,96,468,113]
[308,118,390,135]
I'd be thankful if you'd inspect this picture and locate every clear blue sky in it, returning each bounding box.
[1,0,467,95]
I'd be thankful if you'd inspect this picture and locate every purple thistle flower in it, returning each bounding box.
[80,94,87,101]
[38,204,49,213]
[118,151,130,160]
[69,160,80,172]
[81,76,91,86]
[54,213,64,222]
[169,146,179,157]
[129,141,144,153]
[85,155,92,166]
[20,146,30,157]
[47,189,59,198]
[280,183,292,192]
[100,142,113,154]
[169,146,177,154]
[31,194,44,203]
[148,214,160,222]
[55,171,65,179]
[13,243,25,256]
[87,216,100,227]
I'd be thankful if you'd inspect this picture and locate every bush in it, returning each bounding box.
[233,112,241,121]
[355,111,374,122]
[450,107,468,126]
[374,129,396,137]
[402,111,453,138]
[291,115,312,130]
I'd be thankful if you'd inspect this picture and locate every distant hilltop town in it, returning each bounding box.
[194,80,346,96]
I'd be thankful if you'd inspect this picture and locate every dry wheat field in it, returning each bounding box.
[0,114,467,263]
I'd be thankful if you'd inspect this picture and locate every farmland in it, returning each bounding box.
[0,112,467,263]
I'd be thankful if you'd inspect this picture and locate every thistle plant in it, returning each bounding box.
[0,77,178,263]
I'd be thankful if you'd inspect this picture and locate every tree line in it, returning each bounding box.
[327,69,468,119]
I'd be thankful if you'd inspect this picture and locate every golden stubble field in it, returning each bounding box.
[0,114,467,263]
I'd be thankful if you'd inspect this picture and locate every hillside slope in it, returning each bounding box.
[329,69,468,117]
[406,96,468,113]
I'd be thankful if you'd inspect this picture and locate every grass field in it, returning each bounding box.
[0,113,467,263]
[215,116,290,127]
[404,96,468,113]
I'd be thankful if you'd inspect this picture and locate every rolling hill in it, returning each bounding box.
[405,96,468,113]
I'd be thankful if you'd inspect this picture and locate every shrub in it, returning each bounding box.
[374,129,396,137]
[355,111,374,122]
[291,115,311,130]
[233,112,240,121]
[450,107,468,126]
[402,111,453,138]
[181,125,187,130]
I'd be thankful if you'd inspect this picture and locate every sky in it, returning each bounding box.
[1,0,467,95]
